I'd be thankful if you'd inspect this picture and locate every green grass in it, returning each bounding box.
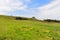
[0,15,60,40]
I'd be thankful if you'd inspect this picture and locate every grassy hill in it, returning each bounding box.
[0,15,60,40]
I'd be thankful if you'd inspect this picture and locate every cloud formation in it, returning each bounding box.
[37,0,60,20]
[0,0,29,15]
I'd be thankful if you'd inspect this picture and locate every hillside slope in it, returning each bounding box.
[0,15,60,40]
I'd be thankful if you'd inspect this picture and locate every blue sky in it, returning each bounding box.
[27,0,52,8]
[0,0,60,20]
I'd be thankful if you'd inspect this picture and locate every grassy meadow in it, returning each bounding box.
[0,15,60,40]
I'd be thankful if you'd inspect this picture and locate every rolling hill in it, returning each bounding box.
[0,15,60,40]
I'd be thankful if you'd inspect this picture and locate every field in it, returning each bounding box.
[0,15,60,40]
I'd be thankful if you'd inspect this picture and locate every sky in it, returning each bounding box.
[0,0,60,20]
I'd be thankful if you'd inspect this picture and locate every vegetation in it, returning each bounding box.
[0,15,60,40]
[44,19,60,23]
[16,16,37,21]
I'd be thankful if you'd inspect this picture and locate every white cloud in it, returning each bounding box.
[0,12,6,15]
[0,0,29,15]
[36,0,60,20]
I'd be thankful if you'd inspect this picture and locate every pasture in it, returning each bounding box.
[0,15,60,40]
